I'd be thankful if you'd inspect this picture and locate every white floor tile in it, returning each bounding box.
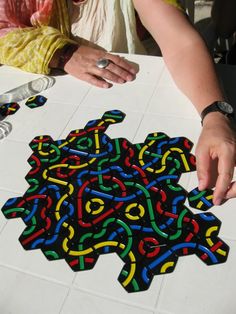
[0,140,31,193]
[0,265,68,314]
[0,214,6,234]
[134,114,201,144]
[0,190,20,233]
[0,221,76,285]
[0,67,39,94]
[211,199,236,240]
[73,254,163,308]
[61,288,154,314]
[146,85,199,119]
[156,68,176,88]
[44,74,90,105]
[6,101,78,143]
[79,82,156,113]
[120,54,165,86]
[156,240,236,314]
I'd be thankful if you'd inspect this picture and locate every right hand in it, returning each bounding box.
[196,112,236,205]
[63,45,137,88]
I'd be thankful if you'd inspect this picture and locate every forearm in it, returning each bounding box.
[162,34,225,114]
[0,26,75,74]
[133,0,225,114]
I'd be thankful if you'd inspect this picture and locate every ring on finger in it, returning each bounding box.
[96,58,110,69]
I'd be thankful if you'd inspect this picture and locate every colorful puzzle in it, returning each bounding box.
[25,95,47,109]
[1,110,229,292]
[0,102,20,117]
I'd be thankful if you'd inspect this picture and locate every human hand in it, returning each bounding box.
[63,45,137,88]
[196,112,236,205]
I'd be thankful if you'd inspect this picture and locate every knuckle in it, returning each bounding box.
[109,54,120,63]
[220,141,236,153]
[103,71,115,80]
[219,171,233,180]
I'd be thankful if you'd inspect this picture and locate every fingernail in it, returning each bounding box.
[103,83,110,88]
[126,75,134,81]
[118,78,125,84]
[198,180,204,190]
[214,198,221,206]
[131,68,137,74]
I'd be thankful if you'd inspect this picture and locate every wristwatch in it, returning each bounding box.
[200,101,234,124]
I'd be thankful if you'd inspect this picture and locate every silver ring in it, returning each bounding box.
[96,58,110,69]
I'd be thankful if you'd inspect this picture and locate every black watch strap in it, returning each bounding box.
[200,101,234,125]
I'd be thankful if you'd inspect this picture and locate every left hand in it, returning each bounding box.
[63,45,137,88]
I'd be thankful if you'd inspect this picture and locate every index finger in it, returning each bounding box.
[196,146,211,191]
[106,54,138,74]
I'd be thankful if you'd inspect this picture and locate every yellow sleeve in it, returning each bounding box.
[0,26,76,74]
[164,0,184,11]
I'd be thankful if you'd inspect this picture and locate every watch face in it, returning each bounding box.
[217,101,234,114]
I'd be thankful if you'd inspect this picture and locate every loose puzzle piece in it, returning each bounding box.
[0,102,20,117]
[1,110,229,293]
[25,95,47,109]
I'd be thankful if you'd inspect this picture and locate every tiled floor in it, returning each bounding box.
[0,54,235,314]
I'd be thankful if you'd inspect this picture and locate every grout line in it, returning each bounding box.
[0,262,156,312]
[154,276,166,311]
[0,259,157,313]
[0,185,29,196]
[154,310,173,314]
[141,111,200,122]
[57,87,92,139]
[0,135,32,145]
[144,66,166,114]
[58,285,73,314]
[70,284,156,312]
[222,236,236,242]
[58,274,76,314]
[0,262,73,288]
[131,112,146,143]
[0,187,22,195]
[58,272,79,312]
[0,220,7,236]
[58,272,80,314]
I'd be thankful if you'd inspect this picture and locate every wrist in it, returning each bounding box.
[200,100,234,125]
[49,44,78,70]
[202,111,230,127]
[202,113,236,138]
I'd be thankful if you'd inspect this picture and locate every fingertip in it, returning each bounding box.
[213,197,222,206]
[213,187,228,205]
[198,179,206,191]
[126,74,135,82]
[118,78,125,84]
[130,68,138,75]
[103,82,112,89]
